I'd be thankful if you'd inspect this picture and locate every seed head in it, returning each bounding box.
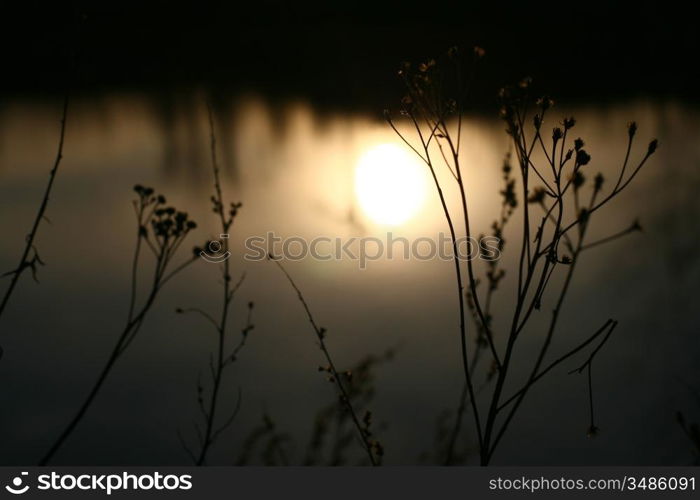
[576,150,591,166]
[648,139,658,155]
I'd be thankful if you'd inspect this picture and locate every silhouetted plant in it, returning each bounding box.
[304,351,393,466]
[40,185,198,465]
[385,47,658,465]
[420,407,473,465]
[676,413,700,464]
[676,386,700,465]
[235,350,391,466]
[177,105,254,465]
[444,152,517,464]
[236,413,291,465]
[0,96,69,354]
[270,257,385,465]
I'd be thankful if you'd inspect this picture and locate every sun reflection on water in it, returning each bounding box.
[354,143,428,226]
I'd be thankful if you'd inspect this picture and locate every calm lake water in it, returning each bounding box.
[0,93,698,464]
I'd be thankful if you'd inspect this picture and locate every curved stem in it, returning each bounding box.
[0,95,69,322]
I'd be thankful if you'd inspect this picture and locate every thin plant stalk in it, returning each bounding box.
[271,257,380,466]
[178,105,252,466]
[0,96,69,326]
[39,186,198,465]
[387,50,657,465]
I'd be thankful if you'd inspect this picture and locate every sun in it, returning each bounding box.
[354,143,427,226]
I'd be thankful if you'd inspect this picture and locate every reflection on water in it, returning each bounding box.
[0,94,698,464]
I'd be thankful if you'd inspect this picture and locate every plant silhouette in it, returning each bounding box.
[270,257,385,465]
[40,186,199,465]
[385,47,658,465]
[177,104,255,465]
[0,96,69,345]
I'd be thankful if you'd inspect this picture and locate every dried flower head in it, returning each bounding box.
[576,150,591,166]
[528,187,547,204]
[572,170,586,189]
[536,96,554,110]
[648,139,658,155]
[594,173,605,191]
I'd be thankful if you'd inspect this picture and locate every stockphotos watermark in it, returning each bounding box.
[205,232,502,269]
[4,470,192,496]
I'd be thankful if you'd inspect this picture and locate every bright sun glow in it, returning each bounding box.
[355,143,427,226]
